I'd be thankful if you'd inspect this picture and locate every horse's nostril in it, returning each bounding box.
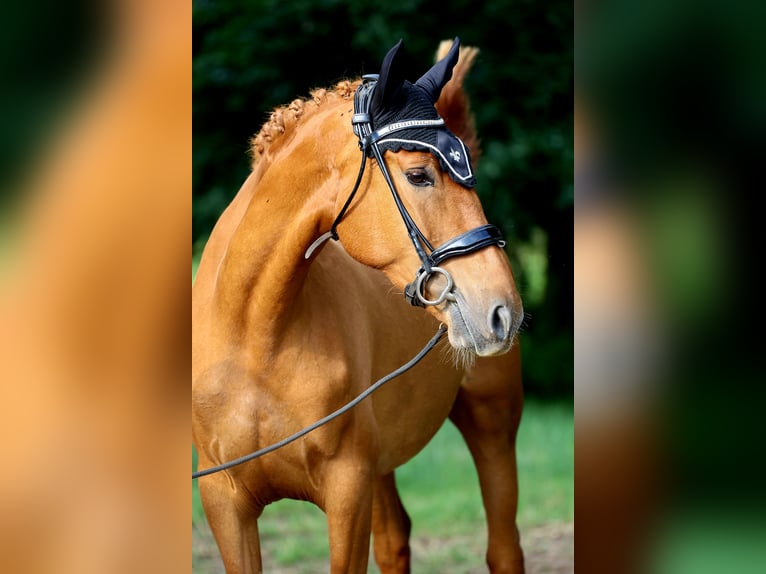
[489,305,511,341]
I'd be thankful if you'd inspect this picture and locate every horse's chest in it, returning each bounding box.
[369,362,463,473]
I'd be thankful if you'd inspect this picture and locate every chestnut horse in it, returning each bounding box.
[192,38,525,573]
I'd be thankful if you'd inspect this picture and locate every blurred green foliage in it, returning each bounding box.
[193,0,572,396]
[0,0,103,200]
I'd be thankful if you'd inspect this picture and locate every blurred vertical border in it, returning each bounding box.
[577,0,766,572]
[0,0,190,572]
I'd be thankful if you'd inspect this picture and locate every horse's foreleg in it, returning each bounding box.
[371,471,412,574]
[198,469,263,574]
[322,458,374,573]
[449,350,525,574]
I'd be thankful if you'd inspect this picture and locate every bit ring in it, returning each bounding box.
[415,266,455,306]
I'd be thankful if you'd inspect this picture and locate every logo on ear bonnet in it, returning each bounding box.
[368,37,477,188]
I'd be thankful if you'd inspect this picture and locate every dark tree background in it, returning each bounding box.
[193,0,573,397]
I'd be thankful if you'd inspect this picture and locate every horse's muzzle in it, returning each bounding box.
[445,293,522,357]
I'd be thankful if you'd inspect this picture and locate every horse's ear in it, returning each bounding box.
[434,40,481,161]
[415,37,461,103]
[372,39,407,111]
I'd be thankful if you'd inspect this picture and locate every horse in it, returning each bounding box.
[192,38,525,573]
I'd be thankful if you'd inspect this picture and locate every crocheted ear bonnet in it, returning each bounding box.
[369,38,476,188]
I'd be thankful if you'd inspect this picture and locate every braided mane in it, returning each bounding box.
[249,79,360,165]
[248,43,480,167]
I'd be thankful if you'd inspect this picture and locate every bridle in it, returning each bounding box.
[306,74,506,307]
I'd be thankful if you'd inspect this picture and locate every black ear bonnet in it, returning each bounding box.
[367,38,476,188]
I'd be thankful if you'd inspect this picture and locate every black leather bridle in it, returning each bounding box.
[305,75,506,307]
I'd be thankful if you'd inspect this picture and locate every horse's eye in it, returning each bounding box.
[405,170,434,187]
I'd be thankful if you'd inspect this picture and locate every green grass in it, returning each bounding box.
[398,399,574,533]
[193,399,573,569]
[192,447,205,523]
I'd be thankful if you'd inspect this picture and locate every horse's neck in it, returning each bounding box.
[202,113,354,347]
[212,193,326,344]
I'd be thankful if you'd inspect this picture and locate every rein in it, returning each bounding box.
[192,326,446,479]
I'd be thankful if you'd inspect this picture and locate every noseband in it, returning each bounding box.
[305,75,505,307]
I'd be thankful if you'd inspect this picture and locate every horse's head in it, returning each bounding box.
[335,39,523,357]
